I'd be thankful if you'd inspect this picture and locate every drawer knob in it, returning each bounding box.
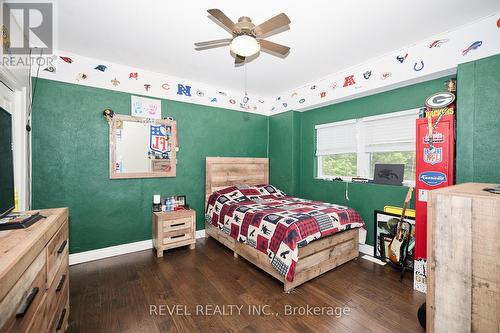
[56,308,67,331]
[15,287,39,318]
[57,240,68,254]
[56,274,66,292]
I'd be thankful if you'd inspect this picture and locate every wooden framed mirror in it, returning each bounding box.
[109,115,177,179]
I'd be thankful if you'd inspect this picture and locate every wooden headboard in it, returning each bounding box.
[205,157,269,206]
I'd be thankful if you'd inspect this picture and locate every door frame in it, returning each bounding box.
[0,66,29,211]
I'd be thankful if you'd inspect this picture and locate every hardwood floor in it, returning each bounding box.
[68,238,425,333]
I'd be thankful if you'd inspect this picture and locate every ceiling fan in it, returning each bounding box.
[195,9,291,64]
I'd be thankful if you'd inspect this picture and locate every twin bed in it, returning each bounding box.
[204,157,365,292]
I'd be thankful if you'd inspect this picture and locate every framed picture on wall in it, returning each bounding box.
[131,95,161,119]
[175,195,187,208]
[373,210,415,268]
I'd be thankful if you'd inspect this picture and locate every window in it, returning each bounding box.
[369,151,416,181]
[315,109,418,183]
[319,153,357,178]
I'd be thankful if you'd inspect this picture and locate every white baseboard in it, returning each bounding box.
[195,229,206,238]
[69,229,208,266]
[361,254,386,266]
[69,229,371,266]
[359,243,374,256]
[69,239,153,265]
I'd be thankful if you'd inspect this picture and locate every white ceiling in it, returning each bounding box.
[55,0,500,97]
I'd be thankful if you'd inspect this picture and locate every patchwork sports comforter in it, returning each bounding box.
[205,184,365,282]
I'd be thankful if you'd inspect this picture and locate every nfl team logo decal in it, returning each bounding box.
[425,92,455,109]
[424,148,442,165]
[419,171,447,186]
[150,125,169,153]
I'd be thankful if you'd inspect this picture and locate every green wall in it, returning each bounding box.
[456,54,500,183]
[269,111,300,196]
[32,54,500,254]
[271,76,454,246]
[269,55,500,246]
[32,79,268,253]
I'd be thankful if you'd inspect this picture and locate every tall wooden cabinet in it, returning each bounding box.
[0,208,69,332]
[427,183,500,332]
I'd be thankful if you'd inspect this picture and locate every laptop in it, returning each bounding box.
[373,164,405,186]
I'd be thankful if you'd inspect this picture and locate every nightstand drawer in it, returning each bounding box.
[46,221,69,288]
[0,251,46,333]
[163,227,193,245]
[163,217,192,230]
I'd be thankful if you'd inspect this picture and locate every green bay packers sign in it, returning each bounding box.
[425,92,455,109]
[425,92,455,117]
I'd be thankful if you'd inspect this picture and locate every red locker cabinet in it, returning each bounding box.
[414,114,455,292]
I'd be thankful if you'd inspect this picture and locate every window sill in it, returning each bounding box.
[315,177,415,187]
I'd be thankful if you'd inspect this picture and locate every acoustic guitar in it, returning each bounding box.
[388,187,414,264]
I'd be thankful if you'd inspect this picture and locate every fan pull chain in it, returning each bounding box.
[243,63,249,104]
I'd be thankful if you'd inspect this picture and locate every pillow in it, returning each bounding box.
[213,184,287,198]
[253,184,287,197]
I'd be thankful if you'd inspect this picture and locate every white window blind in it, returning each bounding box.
[315,108,419,182]
[363,110,418,152]
[315,120,357,156]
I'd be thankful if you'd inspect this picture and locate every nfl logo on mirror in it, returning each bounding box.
[150,125,169,153]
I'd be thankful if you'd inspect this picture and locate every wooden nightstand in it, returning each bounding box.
[152,209,196,257]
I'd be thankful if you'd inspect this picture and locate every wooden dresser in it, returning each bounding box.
[427,183,500,332]
[0,208,69,332]
[152,209,196,257]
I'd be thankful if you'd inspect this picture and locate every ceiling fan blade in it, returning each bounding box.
[195,43,230,51]
[254,13,291,37]
[235,55,245,65]
[259,39,290,55]
[207,9,240,33]
[194,38,232,47]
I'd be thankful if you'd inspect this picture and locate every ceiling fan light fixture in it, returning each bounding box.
[197,9,291,63]
[230,35,260,57]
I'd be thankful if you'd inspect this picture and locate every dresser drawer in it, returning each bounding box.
[27,297,48,333]
[0,251,47,333]
[48,296,69,333]
[45,260,69,332]
[46,221,69,288]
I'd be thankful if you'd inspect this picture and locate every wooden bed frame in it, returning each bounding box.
[205,157,359,292]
